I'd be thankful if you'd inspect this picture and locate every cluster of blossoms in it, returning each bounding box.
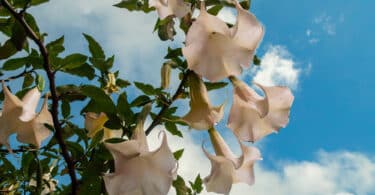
[98,0,293,194]
[0,0,293,194]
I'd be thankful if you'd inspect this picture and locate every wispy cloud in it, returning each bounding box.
[147,130,375,195]
[251,45,302,90]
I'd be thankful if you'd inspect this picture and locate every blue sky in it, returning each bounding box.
[2,0,375,194]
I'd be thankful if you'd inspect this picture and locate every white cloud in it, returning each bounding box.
[314,13,336,35]
[252,45,301,89]
[147,130,375,195]
[30,0,179,84]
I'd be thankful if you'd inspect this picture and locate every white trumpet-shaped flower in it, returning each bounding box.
[149,0,190,19]
[181,72,224,130]
[203,128,262,194]
[182,1,264,82]
[228,77,294,142]
[84,112,122,140]
[104,104,177,195]
[0,82,52,150]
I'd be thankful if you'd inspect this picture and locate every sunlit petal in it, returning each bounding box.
[150,0,190,19]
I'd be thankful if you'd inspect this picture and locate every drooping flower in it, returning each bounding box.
[182,1,264,82]
[181,71,224,130]
[0,82,52,150]
[84,112,122,140]
[203,128,262,194]
[228,77,294,142]
[103,104,177,195]
[104,73,120,94]
[149,0,190,19]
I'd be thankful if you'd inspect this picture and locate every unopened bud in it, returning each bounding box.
[161,62,171,89]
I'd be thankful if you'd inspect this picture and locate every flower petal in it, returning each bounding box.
[231,1,264,54]
[233,144,261,185]
[0,82,23,149]
[85,112,108,138]
[16,96,53,148]
[19,87,41,121]
[202,145,235,195]
[181,73,224,130]
[228,82,294,142]
[104,132,177,195]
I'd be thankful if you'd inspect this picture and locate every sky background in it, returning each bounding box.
[2,0,375,194]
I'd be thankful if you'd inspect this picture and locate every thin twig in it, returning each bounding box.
[0,1,78,194]
[145,70,189,135]
[1,68,35,82]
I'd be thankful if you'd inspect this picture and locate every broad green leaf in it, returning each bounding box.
[22,73,34,88]
[130,95,152,107]
[83,33,105,59]
[0,39,17,59]
[60,53,87,70]
[81,85,116,113]
[36,74,45,91]
[253,54,261,66]
[204,81,228,91]
[165,122,183,137]
[116,78,131,88]
[30,0,49,6]
[105,137,126,144]
[189,174,203,193]
[56,84,86,102]
[207,5,223,15]
[46,36,65,56]
[173,175,192,195]
[173,149,184,160]
[114,0,154,13]
[63,63,95,80]
[10,20,27,51]
[2,57,27,70]
[61,99,70,118]
[134,82,161,95]
[117,92,135,124]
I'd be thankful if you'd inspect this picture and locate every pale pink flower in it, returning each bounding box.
[182,1,264,82]
[0,82,52,150]
[181,72,224,130]
[203,128,262,194]
[228,77,294,142]
[104,104,177,195]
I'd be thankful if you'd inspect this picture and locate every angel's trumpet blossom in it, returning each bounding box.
[203,128,262,194]
[149,0,190,19]
[181,72,224,130]
[104,104,177,195]
[228,77,294,142]
[84,112,122,140]
[182,1,264,82]
[0,82,52,150]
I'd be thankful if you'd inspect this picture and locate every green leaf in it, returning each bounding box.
[165,122,183,137]
[173,175,192,195]
[114,0,154,12]
[189,174,203,193]
[164,47,182,59]
[204,81,228,91]
[117,92,135,124]
[253,54,261,66]
[130,95,151,107]
[60,53,87,70]
[30,0,49,6]
[2,57,27,70]
[105,137,126,144]
[61,99,70,118]
[83,33,105,59]
[46,36,65,56]
[173,149,184,160]
[10,20,27,51]
[104,114,122,129]
[116,78,131,88]
[81,85,116,113]
[56,84,87,102]
[0,39,17,59]
[36,74,45,91]
[207,5,223,15]
[24,13,40,36]
[64,63,95,80]
[23,73,34,88]
[134,82,161,95]
[89,129,104,149]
